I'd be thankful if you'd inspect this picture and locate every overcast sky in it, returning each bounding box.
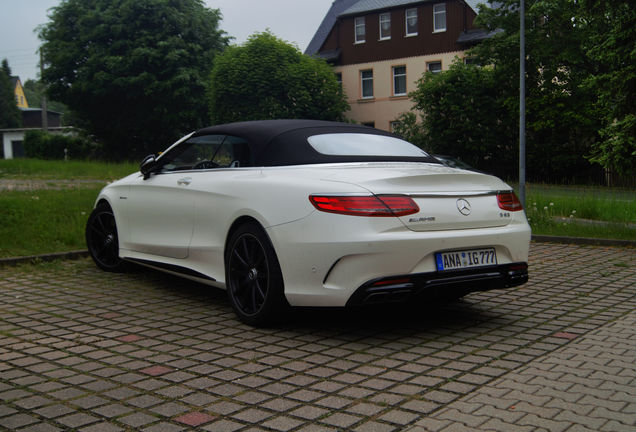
[0,0,334,81]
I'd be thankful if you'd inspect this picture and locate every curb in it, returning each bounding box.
[0,235,633,268]
[0,250,89,267]
[531,235,635,248]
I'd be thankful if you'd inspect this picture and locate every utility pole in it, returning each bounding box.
[40,51,48,132]
[519,0,526,207]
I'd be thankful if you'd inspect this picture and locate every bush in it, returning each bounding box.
[23,130,97,160]
[209,32,349,124]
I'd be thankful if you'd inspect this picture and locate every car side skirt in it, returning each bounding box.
[125,258,219,286]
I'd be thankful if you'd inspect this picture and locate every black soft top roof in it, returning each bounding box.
[193,119,439,167]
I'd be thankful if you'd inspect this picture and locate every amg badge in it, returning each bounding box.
[409,216,436,223]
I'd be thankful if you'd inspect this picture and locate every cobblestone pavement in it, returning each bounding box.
[0,242,634,431]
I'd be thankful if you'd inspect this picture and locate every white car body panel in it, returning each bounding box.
[94,162,530,307]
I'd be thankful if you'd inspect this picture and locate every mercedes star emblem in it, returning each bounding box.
[456,198,471,216]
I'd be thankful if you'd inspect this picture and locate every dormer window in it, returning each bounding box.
[379,13,391,40]
[406,8,418,36]
[433,3,446,32]
[355,17,366,43]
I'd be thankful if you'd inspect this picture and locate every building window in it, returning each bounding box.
[393,66,407,96]
[361,70,374,99]
[427,61,442,73]
[433,3,446,32]
[362,121,375,128]
[335,72,342,86]
[390,121,401,133]
[406,8,418,36]
[379,13,391,40]
[355,17,366,43]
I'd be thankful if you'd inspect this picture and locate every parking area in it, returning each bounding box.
[1,242,634,431]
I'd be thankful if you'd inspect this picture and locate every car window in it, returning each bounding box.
[307,133,430,157]
[159,135,252,172]
[221,135,252,168]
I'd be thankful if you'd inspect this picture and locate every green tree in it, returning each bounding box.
[209,31,349,124]
[39,0,229,160]
[0,59,21,129]
[582,0,635,175]
[398,61,518,178]
[469,0,600,182]
[392,111,427,149]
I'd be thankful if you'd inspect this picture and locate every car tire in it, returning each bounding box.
[86,202,128,272]
[225,222,287,326]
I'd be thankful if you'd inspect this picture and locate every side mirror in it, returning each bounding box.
[140,154,157,179]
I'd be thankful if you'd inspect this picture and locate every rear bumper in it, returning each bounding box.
[347,262,529,306]
[267,209,531,307]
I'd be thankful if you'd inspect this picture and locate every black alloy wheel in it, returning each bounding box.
[86,202,127,272]
[226,223,286,325]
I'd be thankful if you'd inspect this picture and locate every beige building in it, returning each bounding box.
[306,0,491,132]
[336,51,468,131]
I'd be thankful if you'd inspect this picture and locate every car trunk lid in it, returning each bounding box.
[322,163,513,232]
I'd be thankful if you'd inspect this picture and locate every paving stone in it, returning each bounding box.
[92,403,134,418]
[71,395,110,409]
[289,405,330,420]
[79,422,125,432]
[352,421,398,432]
[320,412,362,428]
[127,394,164,408]
[17,423,64,432]
[261,415,304,431]
[200,419,244,432]
[174,411,216,426]
[13,395,53,409]
[378,409,419,425]
[260,397,301,413]
[118,412,159,428]
[141,422,185,432]
[0,413,40,429]
[208,401,244,415]
[231,407,273,424]
[57,412,101,428]
[181,391,218,406]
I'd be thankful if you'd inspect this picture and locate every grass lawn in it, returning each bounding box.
[524,183,635,241]
[0,187,102,257]
[0,158,137,180]
[0,159,136,258]
[0,159,634,258]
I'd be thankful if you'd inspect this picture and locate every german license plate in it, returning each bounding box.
[436,248,497,271]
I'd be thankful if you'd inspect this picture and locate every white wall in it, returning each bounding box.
[2,131,25,159]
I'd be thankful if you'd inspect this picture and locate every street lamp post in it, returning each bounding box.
[519,0,526,206]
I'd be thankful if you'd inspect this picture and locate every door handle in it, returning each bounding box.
[177,177,192,186]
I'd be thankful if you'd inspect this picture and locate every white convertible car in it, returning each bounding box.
[86,120,530,325]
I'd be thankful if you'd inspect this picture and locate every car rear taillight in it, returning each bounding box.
[497,192,523,211]
[309,195,419,217]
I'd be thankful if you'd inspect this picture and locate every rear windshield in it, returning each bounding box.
[307,133,430,158]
